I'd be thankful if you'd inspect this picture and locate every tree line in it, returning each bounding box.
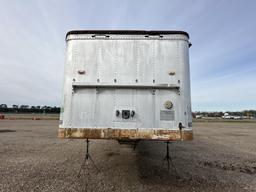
[194,110,256,118]
[1,103,255,117]
[0,104,60,113]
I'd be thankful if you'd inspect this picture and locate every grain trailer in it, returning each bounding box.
[58,30,193,141]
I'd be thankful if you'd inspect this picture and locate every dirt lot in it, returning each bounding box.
[0,120,256,192]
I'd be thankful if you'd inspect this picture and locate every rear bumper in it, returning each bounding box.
[58,128,193,141]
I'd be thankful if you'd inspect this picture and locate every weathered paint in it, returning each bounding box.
[60,30,193,141]
[58,128,193,141]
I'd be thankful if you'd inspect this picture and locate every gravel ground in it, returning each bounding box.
[0,120,256,192]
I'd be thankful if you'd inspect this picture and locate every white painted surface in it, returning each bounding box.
[60,32,192,131]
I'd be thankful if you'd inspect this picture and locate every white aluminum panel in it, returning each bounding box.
[136,40,154,84]
[155,40,179,84]
[60,33,192,131]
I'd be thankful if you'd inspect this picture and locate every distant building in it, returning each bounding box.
[195,115,203,119]
[222,112,242,119]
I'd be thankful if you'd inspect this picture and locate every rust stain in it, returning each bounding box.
[58,128,193,141]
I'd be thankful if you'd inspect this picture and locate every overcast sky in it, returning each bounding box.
[0,0,255,111]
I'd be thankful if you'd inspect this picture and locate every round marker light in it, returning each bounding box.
[164,101,173,109]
